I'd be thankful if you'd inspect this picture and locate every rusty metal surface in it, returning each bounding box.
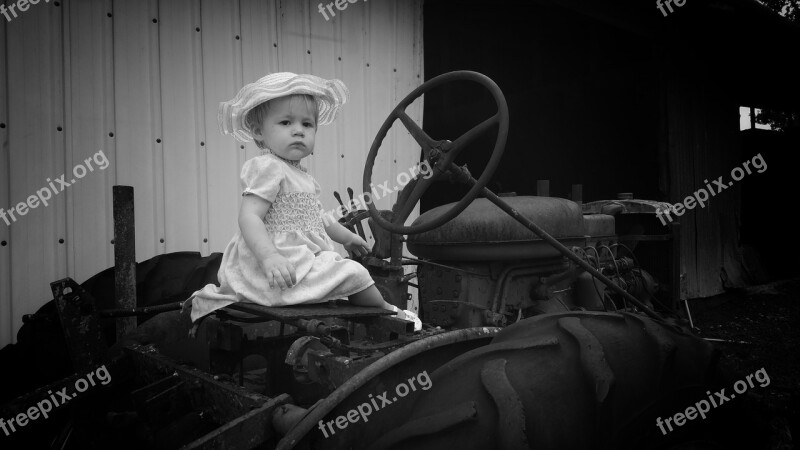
[124,343,270,423]
[370,315,415,337]
[125,344,291,450]
[447,166,663,322]
[113,185,137,339]
[50,277,109,372]
[276,327,500,450]
[581,198,674,215]
[419,265,464,328]
[184,394,292,450]
[307,351,384,389]
[223,302,394,321]
[0,372,83,419]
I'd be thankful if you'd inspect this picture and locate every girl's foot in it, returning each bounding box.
[390,305,422,331]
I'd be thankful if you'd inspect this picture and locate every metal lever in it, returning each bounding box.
[347,187,367,240]
[333,191,345,209]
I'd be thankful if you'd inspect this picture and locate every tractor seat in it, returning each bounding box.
[217,300,394,323]
[407,196,585,261]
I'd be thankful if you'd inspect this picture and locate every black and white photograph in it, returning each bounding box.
[0,0,798,448]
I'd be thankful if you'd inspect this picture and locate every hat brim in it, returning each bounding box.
[218,72,349,143]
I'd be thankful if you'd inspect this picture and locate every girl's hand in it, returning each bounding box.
[343,234,370,257]
[261,254,297,290]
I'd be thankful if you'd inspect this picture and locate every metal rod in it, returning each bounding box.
[451,166,663,322]
[683,298,695,329]
[99,302,183,318]
[401,256,491,277]
[703,337,751,345]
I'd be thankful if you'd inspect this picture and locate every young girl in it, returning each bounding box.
[186,72,420,330]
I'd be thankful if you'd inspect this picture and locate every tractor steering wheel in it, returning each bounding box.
[363,71,509,235]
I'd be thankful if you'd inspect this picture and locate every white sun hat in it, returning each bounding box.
[218,72,350,143]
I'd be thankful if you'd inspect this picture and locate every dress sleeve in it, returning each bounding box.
[313,177,322,196]
[241,156,284,203]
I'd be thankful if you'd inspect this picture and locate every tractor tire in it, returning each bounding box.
[365,311,766,450]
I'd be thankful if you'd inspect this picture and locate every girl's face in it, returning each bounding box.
[253,96,317,160]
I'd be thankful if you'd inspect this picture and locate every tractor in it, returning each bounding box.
[1,71,760,449]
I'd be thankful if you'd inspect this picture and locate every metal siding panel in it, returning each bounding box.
[102,0,117,265]
[394,0,424,311]
[159,0,202,253]
[365,0,395,210]
[65,0,115,283]
[391,0,424,207]
[0,0,423,344]
[113,0,163,261]
[337,0,369,242]
[241,0,279,83]
[0,15,10,346]
[6,1,66,342]
[277,0,310,74]
[240,0,273,163]
[190,1,210,255]
[149,0,167,258]
[308,0,343,240]
[203,0,245,252]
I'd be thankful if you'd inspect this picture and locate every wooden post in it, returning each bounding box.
[536,180,549,197]
[113,186,137,339]
[670,221,681,312]
[571,184,583,205]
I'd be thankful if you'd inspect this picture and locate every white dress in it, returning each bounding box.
[188,153,375,322]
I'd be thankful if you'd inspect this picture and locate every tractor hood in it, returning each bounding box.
[407,196,586,261]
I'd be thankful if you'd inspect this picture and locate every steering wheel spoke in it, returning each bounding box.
[396,110,436,150]
[364,71,509,235]
[443,113,500,162]
[393,174,436,223]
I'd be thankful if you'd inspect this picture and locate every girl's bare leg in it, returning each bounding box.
[349,285,409,319]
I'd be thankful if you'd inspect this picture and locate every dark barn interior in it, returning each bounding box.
[422,0,660,205]
[421,0,800,297]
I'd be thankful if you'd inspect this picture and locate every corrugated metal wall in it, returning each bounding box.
[0,0,424,347]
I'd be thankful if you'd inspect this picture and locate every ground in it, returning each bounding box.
[691,278,800,449]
